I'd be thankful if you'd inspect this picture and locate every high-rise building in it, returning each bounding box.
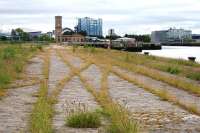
[151,28,192,43]
[76,17,103,37]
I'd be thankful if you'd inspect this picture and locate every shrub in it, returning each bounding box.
[14,62,23,73]
[166,66,180,74]
[0,72,11,88]
[2,47,16,59]
[66,111,101,128]
[187,73,200,81]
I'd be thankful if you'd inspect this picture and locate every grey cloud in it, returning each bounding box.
[1,0,200,35]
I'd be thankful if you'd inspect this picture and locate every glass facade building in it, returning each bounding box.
[76,17,103,37]
[151,28,192,43]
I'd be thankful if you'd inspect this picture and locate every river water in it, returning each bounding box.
[142,46,200,63]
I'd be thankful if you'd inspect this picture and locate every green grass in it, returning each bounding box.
[66,111,101,128]
[77,48,200,95]
[60,48,138,133]
[187,72,200,80]
[166,66,181,74]
[92,48,200,81]
[78,66,139,133]
[30,52,53,133]
[71,47,200,116]
[106,122,137,133]
[0,44,41,96]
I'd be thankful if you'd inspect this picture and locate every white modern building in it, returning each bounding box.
[151,28,192,43]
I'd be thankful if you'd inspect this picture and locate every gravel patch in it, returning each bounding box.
[81,64,102,91]
[114,66,200,113]
[48,52,70,95]
[65,54,85,69]
[108,74,200,133]
[26,56,44,79]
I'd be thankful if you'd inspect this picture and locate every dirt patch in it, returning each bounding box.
[81,64,102,91]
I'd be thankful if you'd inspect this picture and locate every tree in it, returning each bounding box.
[124,34,151,42]
[12,28,30,41]
[38,34,54,42]
[105,35,121,40]
[0,36,7,41]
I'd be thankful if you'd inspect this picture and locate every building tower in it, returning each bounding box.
[55,16,62,43]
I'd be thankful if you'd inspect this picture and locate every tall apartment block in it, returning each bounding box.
[76,17,103,37]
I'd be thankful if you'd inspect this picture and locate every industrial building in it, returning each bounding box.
[55,16,85,43]
[75,17,103,37]
[151,28,192,44]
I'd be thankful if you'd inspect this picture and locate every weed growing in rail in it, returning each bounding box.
[30,52,53,133]
[65,101,101,128]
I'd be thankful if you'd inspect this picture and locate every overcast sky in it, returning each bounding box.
[0,0,200,35]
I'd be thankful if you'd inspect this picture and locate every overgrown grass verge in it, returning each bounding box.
[60,48,139,132]
[106,49,200,81]
[0,44,42,97]
[50,49,91,100]
[114,61,200,96]
[70,47,200,116]
[30,48,92,133]
[75,48,200,96]
[30,51,53,133]
[111,68,200,116]
[79,73,139,133]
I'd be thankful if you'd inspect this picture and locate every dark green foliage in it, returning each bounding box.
[0,36,8,41]
[0,72,11,88]
[38,34,54,42]
[0,44,39,89]
[2,47,17,59]
[187,73,200,81]
[66,112,101,128]
[166,66,181,74]
[124,34,151,42]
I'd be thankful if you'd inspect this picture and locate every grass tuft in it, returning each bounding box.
[187,72,200,81]
[166,66,181,74]
[30,52,53,133]
[66,111,101,128]
[0,44,40,95]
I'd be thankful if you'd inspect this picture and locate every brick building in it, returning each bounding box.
[55,16,85,43]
